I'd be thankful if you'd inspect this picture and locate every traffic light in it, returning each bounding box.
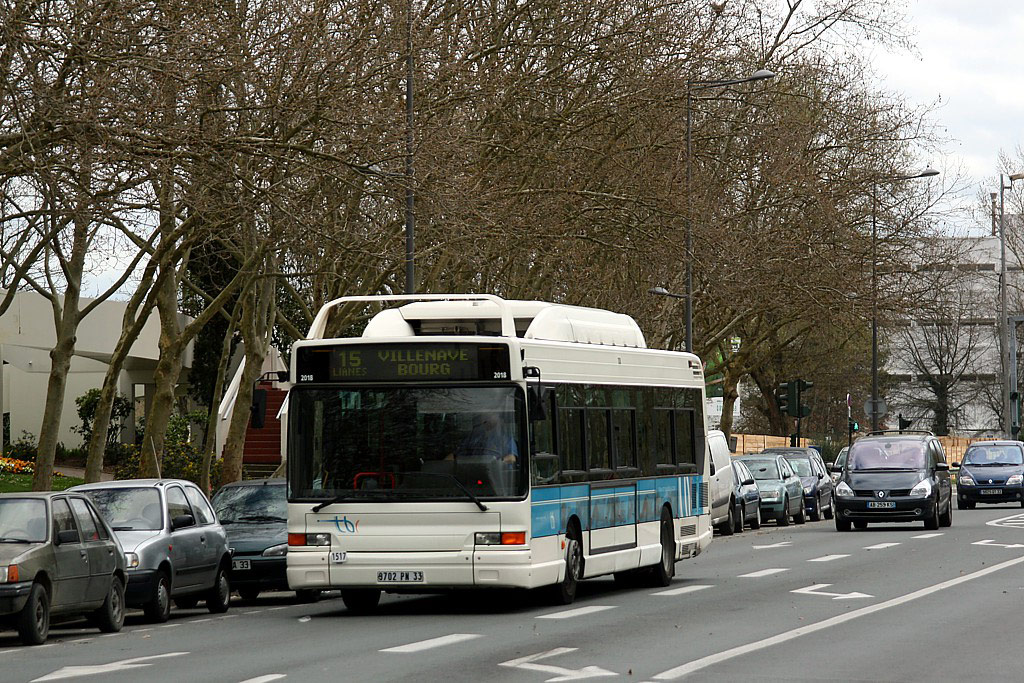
[848,418,859,433]
[776,382,792,415]
[796,379,813,418]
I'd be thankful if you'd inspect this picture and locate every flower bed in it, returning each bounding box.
[0,457,63,477]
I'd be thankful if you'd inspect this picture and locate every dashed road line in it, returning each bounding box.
[739,568,789,578]
[807,554,849,562]
[238,675,286,683]
[190,618,214,624]
[652,585,714,596]
[160,624,181,629]
[536,605,616,620]
[380,633,482,653]
[67,638,93,645]
[267,606,290,611]
[912,533,943,539]
[863,543,900,550]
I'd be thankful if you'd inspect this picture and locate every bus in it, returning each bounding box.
[284,294,712,612]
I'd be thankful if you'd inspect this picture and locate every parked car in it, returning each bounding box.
[707,430,739,535]
[953,440,1024,509]
[831,432,953,531]
[736,454,805,526]
[774,449,834,521]
[829,447,849,485]
[0,492,126,645]
[212,478,320,602]
[72,479,231,621]
[730,459,762,531]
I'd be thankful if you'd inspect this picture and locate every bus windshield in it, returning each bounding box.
[289,385,527,502]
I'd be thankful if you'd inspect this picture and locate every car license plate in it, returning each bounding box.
[867,501,896,509]
[232,559,251,571]
[981,489,1003,495]
[330,551,347,564]
[376,570,424,583]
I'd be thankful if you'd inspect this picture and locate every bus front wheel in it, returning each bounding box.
[341,589,381,614]
[551,534,583,605]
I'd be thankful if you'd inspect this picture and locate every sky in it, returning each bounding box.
[872,0,1024,231]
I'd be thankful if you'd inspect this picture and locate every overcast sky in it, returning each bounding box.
[873,0,1024,230]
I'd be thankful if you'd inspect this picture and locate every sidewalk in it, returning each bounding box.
[53,465,115,481]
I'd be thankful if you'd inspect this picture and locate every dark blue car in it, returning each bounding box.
[954,441,1024,509]
[731,459,762,531]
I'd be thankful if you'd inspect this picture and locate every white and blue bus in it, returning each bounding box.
[284,295,712,611]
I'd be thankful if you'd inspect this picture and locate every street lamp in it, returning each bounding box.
[869,167,940,432]
[999,171,1024,438]
[684,68,775,353]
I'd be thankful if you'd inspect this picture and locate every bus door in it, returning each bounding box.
[588,481,637,553]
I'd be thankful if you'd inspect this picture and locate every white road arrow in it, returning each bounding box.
[972,539,1024,549]
[751,541,792,549]
[500,647,617,682]
[791,584,873,600]
[33,652,189,681]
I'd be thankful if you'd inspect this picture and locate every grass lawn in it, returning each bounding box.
[0,472,84,493]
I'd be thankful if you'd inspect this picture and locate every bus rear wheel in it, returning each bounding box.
[341,589,381,614]
[647,508,675,587]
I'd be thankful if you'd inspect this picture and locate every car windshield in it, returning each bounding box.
[962,445,1024,466]
[836,448,848,467]
[742,459,779,480]
[0,499,47,542]
[213,484,287,523]
[85,488,163,530]
[785,457,813,477]
[848,441,926,470]
[288,385,527,502]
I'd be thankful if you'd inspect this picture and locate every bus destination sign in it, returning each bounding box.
[295,343,512,383]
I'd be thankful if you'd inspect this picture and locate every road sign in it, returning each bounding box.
[863,398,887,419]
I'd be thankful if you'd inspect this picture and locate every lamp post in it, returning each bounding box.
[869,168,940,432]
[999,172,1024,438]
[684,68,775,353]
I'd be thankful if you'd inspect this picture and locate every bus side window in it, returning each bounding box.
[531,388,559,485]
[587,408,611,477]
[558,407,586,477]
[676,409,697,474]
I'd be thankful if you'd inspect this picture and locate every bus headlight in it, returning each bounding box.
[475,532,526,545]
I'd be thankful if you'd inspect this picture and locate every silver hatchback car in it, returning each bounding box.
[71,479,231,622]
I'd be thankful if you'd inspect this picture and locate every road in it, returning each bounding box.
[4,504,1024,682]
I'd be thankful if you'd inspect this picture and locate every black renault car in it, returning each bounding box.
[832,432,953,531]
[953,440,1024,509]
[212,479,319,603]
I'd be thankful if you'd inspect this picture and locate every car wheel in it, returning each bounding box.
[793,501,806,525]
[750,506,761,529]
[295,589,321,604]
[144,571,171,623]
[823,498,834,520]
[238,588,260,602]
[957,499,968,510]
[835,517,851,532]
[809,498,821,522]
[17,582,50,645]
[93,576,125,633]
[924,500,940,530]
[206,565,231,613]
[174,596,199,610]
[341,588,381,614]
[777,499,790,526]
[853,521,868,529]
[735,504,745,534]
[647,508,676,587]
[719,504,735,536]
[939,498,953,527]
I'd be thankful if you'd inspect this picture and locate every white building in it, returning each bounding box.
[0,289,192,453]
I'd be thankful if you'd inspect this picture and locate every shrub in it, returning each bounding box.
[115,411,222,492]
[6,432,37,463]
[55,443,88,467]
[74,388,133,446]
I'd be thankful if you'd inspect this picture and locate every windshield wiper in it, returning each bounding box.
[0,537,32,543]
[399,472,489,511]
[111,526,137,531]
[238,515,287,522]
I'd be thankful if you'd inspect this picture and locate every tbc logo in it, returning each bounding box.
[319,515,360,533]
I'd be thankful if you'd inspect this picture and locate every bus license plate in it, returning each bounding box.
[377,571,424,583]
[232,559,251,571]
[867,501,896,509]
[330,551,348,563]
[981,489,1003,495]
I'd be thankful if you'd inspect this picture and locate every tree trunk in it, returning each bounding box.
[719,371,740,442]
[200,306,239,492]
[31,334,76,491]
[139,272,185,478]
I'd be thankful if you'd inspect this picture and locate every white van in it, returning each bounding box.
[707,430,739,535]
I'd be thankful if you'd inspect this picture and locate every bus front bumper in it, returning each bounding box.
[287,548,562,591]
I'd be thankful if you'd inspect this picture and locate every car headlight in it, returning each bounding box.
[958,474,974,486]
[125,552,140,569]
[835,482,854,497]
[0,565,14,583]
[803,486,813,495]
[910,479,932,497]
[1007,474,1023,486]
[760,491,780,502]
[262,543,288,557]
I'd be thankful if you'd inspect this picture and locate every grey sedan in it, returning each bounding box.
[0,492,126,645]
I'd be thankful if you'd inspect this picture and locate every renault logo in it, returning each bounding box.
[876,491,886,499]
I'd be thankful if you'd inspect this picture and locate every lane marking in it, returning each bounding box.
[133,628,154,633]
[973,539,1024,549]
[32,652,189,682]
[238,676,287,683]
[380,633,482,653]
[791,584,872,600]
[807,554,849,562]
[537,605,616,620]
[652,553,1024,680]
[190,618,213,624]
[987,513,1024,528]
[67,638,93,645]
[652,585,714,597]
[499,647,617,680]
[160,624,181,629]
[751,542,792,549]
[267,606,290,611]
[912,533,943,539]
[863,543,900,550]
[738,568,788,578]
